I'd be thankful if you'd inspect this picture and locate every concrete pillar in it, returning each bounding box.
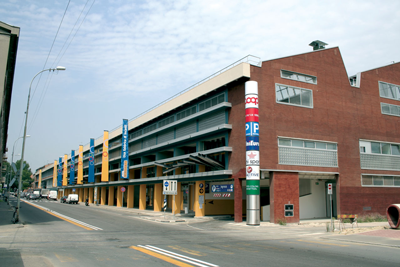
[234,177,243,223]
[173,182,182,214]
[84,188,88,202]
[108,186,115,206]
[270,172,299,224]
[117,186,123,207]
[139,184,146,210]
[194,180,205,217]
[89,187,94,204]
[154,183,162,212]
[101,187,107,205]
[127,185,134,208]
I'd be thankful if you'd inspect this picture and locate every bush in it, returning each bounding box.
[277,218,287,225]
[357,214,387,223]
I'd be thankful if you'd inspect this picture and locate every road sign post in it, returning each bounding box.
[328,183,333,231]
[163,180,177,217]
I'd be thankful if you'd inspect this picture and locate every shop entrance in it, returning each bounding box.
[182,184,194,214]
[146,185,154,210]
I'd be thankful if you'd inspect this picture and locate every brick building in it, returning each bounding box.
[34,42,400,224]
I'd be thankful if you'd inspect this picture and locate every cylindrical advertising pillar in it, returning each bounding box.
[245,81,260,226]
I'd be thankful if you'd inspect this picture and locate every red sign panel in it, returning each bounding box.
[245,108,259,122]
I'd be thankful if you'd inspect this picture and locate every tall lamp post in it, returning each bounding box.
[15,66,66,223]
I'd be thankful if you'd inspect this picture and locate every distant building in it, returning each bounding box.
[0,21,20,185]
[35,42,400,223]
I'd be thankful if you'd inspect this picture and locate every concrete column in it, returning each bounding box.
[127,185,134,208]
[78,188,83,202]
[108,186,115,206]
[270,172,299,224]
[101,187,107,205]
[194,180,205,217]
[139,184,146,210]
[117,186,123,207]
[84,188,88,202]
[173,182,182,214]
[154,184,162,212]
[89,187,94,204]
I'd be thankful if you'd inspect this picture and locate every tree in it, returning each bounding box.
[8,160,33,191]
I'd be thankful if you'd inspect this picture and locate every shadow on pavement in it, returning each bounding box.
[0,248,24,267]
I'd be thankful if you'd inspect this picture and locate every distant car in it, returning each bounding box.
[21,192,26,198]
[29,194,40,200]
[66,194,79,204]
[25,192,31,199]
[60,196,67,203]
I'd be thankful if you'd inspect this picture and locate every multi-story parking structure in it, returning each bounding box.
[34,41,400,223]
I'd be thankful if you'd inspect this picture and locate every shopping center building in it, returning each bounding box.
[33,41,400,224]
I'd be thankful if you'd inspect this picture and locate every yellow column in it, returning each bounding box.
[108,186,114,206]
[79,188,83,202]
[194,180,206,217]
[89,187,94,204]
[173,182,182,214]
[101,187,107,205]
[84,188,88,202]
[139,184,146,210]
[117,186,123,207]
[154,184,162,212]
[127,185,134,208]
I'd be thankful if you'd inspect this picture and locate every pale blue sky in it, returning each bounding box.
[2,0,400,172]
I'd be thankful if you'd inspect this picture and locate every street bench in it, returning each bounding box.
[337,214,358,230]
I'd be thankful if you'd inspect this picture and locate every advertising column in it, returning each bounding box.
[77,145,83,184]
[38,169,42,189]
[63,154,68,186]
[120,119,129,179]
[88,139,95,183]
[245,81,260,226]
[69,150,75,185]
[101,131,109,182]
[57,157,62,187]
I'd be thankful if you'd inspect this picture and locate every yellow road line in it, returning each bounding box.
[23,201,93,230]
[130,246,193,267]
[297,239,349,247]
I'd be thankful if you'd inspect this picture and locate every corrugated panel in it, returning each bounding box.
[158,129,174,144]
[176,121,197,138]
[198,110,226,132]
[143,136,156,148]
[109,148,121,159]
[129,141,141,152]
[279,147,338,167]
[360,154,400,170]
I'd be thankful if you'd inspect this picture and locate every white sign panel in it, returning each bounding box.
[245,94,259,109]
[327,183,332,195]
[246,166,260,180]
[163,180,177,195]
[246,151,260,165]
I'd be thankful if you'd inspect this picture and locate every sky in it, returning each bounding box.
[2,0,400,173]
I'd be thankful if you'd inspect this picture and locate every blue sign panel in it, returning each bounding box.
[211,184,234,193]
[69,150,75,185]
[57,157,62,186]
[246,136,259,151]
[120,119,129,179]
[88,138,95,183]
[245,122,259,136]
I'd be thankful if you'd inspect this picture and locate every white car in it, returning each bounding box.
[48,191,58,200]
[66,194,79,204]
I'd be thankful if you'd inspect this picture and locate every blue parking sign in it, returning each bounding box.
[246,122,259,136]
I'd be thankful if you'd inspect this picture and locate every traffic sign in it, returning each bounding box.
[121,187,126,192]
[163,180,177,195]
[328,183,332,195]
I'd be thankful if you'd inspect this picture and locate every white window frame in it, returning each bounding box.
[275,83,313,109]
[361,174,400,187]
[379,81,400,101]
[381,102,400,117]
[280,70,317,84]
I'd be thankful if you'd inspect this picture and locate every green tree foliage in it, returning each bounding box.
[6,160,33,191]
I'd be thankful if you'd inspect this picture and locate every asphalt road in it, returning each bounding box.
[1,197,399,267]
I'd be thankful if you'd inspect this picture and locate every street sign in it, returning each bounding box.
[72,189,76,192]
[121,187,126,192]
[163,180,177,195]
[328,183,332,195]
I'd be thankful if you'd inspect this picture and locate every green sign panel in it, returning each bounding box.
[246,180,260,195]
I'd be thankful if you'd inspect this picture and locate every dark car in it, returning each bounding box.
[60,196,67,203]
[29,194,40,200]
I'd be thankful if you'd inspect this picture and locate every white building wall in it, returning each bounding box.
[299,181,326,219]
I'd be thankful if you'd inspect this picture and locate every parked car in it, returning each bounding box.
[66,194,79,204]
[25,192,31,199]
[60,196,67,203]
[48,190,58,200]
[29,194,40,200]
[20,192,26,198]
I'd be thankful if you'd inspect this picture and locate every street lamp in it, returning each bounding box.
[15,66,66,223]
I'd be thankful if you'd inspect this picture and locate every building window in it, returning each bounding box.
[158,115,175,128]
[362,175,400,187]
[143,123,157,135]
[129,130,142,140]
[379,81,400,101]
[381,102,400,117]
[199,93,225,112]
[279,138,337,150]
[276,84,313,108]
[360,141,400,156]
[281,70,317,84]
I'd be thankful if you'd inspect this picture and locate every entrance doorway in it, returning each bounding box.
[146,185,154,210]
[182,184,194,214]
